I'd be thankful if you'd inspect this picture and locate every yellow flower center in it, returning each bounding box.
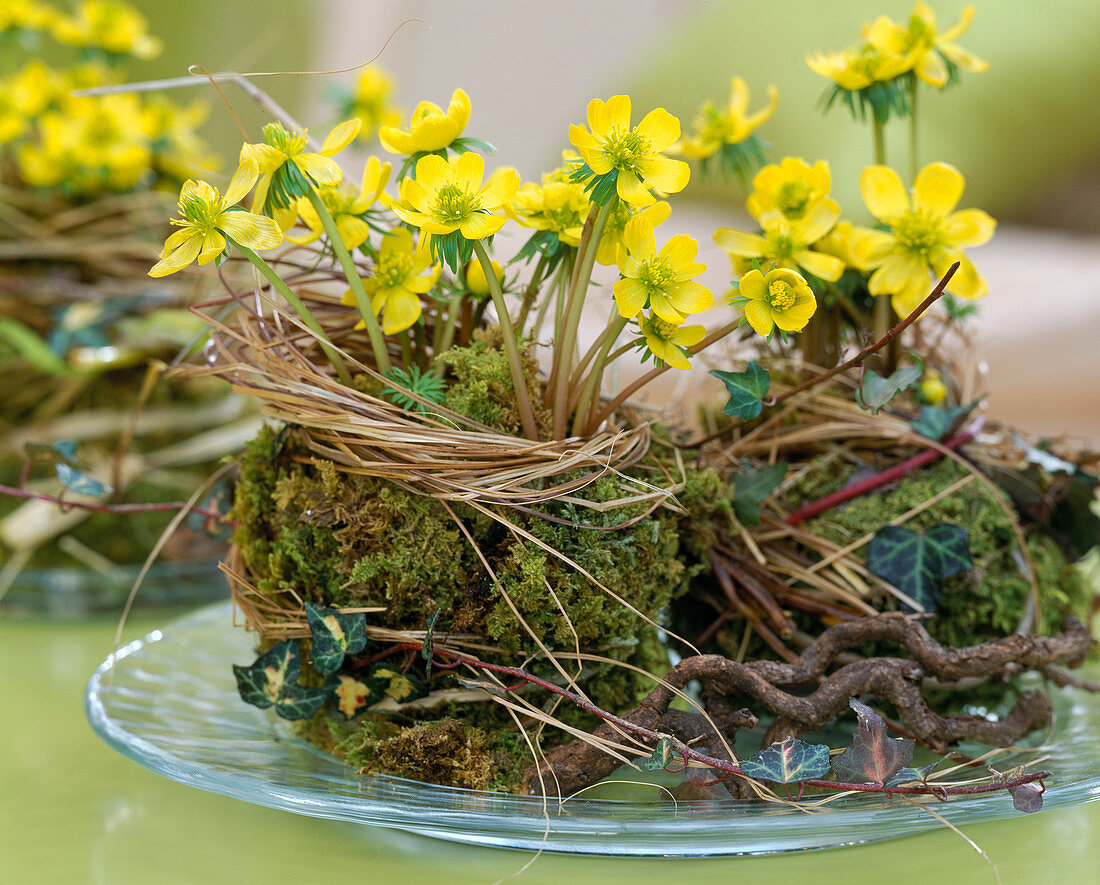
[777,181,812,216]
[766,280,797,311]
[433,183,480,222]
[376,250,414,288]
[894,212,945,257]
[263,122,308,158]
[639,256,676,294]
[178,192,219,229]
[603,127,650,175]
[647,317,678,341]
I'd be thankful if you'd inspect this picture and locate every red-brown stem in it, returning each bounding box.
[784,426,976,526]
[0,483,227,523]
[386,640,1046,800]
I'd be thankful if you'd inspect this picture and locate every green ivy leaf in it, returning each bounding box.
[323,672,383,719]
[275,682,328,720]
[304,602,367,676]
[733,461,787,527]
[711,361,770,421]
[739,738,832,783]
[910,403,974,441]
[642,737,676,771]
[856,364,922,414]
[372,665,429,704]
[884,761,940,788]
[55,462,113,498]
[867,523,973,612]
[832,698,914,785]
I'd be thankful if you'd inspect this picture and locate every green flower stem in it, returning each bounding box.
[515,253,550,334]
[569,310,626,392]
[232,240,352,386]
[908,75,919,183]
[435,293,463,357]
[471,237,539,440]
[550,201,613,439]
[305,189,391,373]
[570,313,628,437]
[398,329,413,366]
[530,255,570,344]
[872,117,886,167]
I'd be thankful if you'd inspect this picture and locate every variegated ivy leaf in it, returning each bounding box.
[832,698,914,785]
[323,672,384,720]
[232,640,327,720]
[372,665,429,704]
[739,738,831,784]
[884,761,940,788]
[304,601,367,676]
[642,737,676,771]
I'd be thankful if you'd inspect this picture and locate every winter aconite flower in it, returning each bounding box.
[636,313,705,370]
[380,88,471,156]
[464,257,503,297]
[52,0,162,59]
[289,156,391,250]
[613,218,712,324]
[569,95,689,206]
[148,168,283,277]
[240,118,361,228]
[510,155,591,248]
[733,267,817,338]
[851,162,995,315]
[864,3,987,89]
[392,151,519,270]
[746,158,832,222]
[714,200,845,282]
[676,77,778,161]
[595,199,670,267]
[340,228,439,334]
[344,66,403,143]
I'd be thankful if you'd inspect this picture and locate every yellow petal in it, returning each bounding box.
[295,153,343,187]
[635,107,680,152]
[795,198,840,244]
[622,217,656,259]
[658,234,700,273]
[197,229,226,264]
[379,126,415,155]
[380,291,422,334]
[743,299,774,336]
[613,278,649,318]
[648,336,691,370]
[480,167,519,209]
[669,280,713,315]
[915,51,949,88]
[913,162,964,217]
[869,254,924,295]
[220,210,285,251]
[727,76,749,117]
[454,151,485,191]
[458,211,505,240]
[736,268,766,302]
[320,118,362,156]
[636,155,690,195]
[336,215,370,250]
[411,154,448,189]
[148,234,201,277]
[650,296,686,325]
[239,142,284,173]
[616,170,655,206]
[409,115,460,152]
[594,95,631,135]
[223,161,259,206]
[773,290,817,331]
[850,229,897,267]
[671,323,706,348]
[936,252,986,299]
[795,249,845,282]
[944,209,995,247]
[714,227,767,258]
[860,165,909,220]
[447,88,471,130]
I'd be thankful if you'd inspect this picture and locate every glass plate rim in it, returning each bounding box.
[85,602,1100,856]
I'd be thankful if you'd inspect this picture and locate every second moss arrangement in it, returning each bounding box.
[152,3,1096,804]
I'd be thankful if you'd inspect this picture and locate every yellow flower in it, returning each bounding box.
[595,199,670,267]
[636,313,705,370]
[510,155,591,248]
[141,96,219,182]
[806,43,911,90]
[864,3,987,88]
[851,162,995,315]
[0,0,59,33]
[346,66,403,142]
[746,158,832,221]
[148,167,284,277]
[675,77,778,160]
[393,151,518,241]
[919,368,947,405]
[613,217,712,324]
[569,95,689,206]
[289,157,391,250]
[465,257,503,297]
[714,201,846,282]
[52,0,162,59]
[340,228,440,334]
[379,88,471,155]
[734,267,817,337]
[240,118,362,228]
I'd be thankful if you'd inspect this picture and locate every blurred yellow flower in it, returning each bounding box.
[675,77,778,160]
[637,313,705,370]
[864,3,987,88]
[746,158,832,221]
[465,257,504,297]
[714,200,845,282]
[380,88,471,156]
[346,66,403,143]
[613,217,712,324]
[919,368,948,405]
[0,0,60,33]
[52,0,162,59]
[510,155,591,248]
[393,151,518,241]
[595,199,670,267]
[569,95,689,206]
[289,156,391,250]
[806,43,911,90]
[240,118,361,228]
[734,267,817,337]
[851,162,995,315]
[341,228,440,334]
[148,169,284,277]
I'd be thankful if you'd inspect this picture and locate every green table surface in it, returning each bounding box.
[3,603,1097,885]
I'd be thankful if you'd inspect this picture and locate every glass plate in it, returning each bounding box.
[85,603,1100,856]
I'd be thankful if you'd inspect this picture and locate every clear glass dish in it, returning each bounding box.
[85,603,1100,856]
